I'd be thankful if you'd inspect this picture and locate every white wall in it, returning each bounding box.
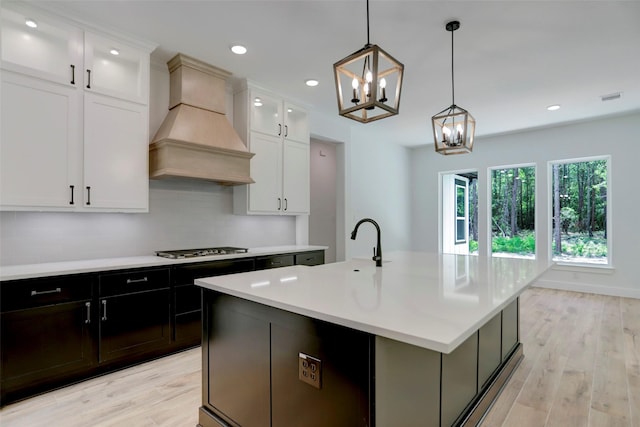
[0,180,295,265]
[346,125,413,260]
[309,110,414,263]
[309,140,337,263]
[410,112,640,298]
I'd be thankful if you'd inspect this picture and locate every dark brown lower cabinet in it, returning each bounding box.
[0,250,324,406]
[173,258,256,349]
[200,291,372,427]
[98,289,171,363]
[0,275,96,405]
[98,268,172,365]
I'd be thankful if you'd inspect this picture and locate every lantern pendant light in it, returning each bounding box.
[432,21,476,155]
[333,0,404,123]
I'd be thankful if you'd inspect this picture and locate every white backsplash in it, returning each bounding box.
[0,180,296,266]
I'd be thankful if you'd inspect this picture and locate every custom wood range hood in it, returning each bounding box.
[149,53,254,185]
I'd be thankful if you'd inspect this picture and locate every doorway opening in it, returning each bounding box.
[309,139,343,263]
[441,171,478,255]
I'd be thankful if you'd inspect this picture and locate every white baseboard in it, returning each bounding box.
[533,280,640,299]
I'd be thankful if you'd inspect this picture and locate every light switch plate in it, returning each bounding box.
[298,352,322,389]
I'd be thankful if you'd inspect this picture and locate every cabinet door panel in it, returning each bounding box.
[295,251,325,266]
[0,6,82,85]
[248,131,282,213]
[271,312,372,427]
[282,139,310,214]
[250,90,282,137]
[1,301,94,385]
[1,72,80,208]
[83,32,149,104]
[83,92,148,210]
[206,294,270,427]
[284,102,309,143]
[99,289,170,363]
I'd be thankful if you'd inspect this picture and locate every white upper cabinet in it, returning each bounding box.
[233,84,310,215]
[283,101,309,143]
[0,71,81,209]
[250,91,282,137]
[1,6,83,86]
[83,92,149,209]
[83,31,149,104]
[0,3,154,212]
[1,7,148,105]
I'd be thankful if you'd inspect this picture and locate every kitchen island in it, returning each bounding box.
[195,251,549,427]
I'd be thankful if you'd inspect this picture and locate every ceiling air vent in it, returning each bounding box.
[601,92,622,102]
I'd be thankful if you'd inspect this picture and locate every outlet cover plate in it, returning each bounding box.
[298,352,321,389]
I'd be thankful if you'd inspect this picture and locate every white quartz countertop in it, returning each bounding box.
[195,251,549,353]
[0,246,327,281]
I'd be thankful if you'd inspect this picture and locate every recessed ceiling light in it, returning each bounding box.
[305,79,319,87]
[25,19,37,28]
[547,104,561,111]
[109,48,120,56]
[230,45,247,55]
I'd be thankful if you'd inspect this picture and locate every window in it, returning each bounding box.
[455,180,467,244]
[490,166,536,259]
[550,157,610,265]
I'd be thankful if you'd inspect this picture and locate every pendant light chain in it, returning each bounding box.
[451,26,455,106]
[366,0,370,46]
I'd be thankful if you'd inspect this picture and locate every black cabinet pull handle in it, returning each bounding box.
[126,277,148,284]
[70,64,75,85]
[277,197,281,210]
[284,125,288,138]
[85,302,91,324]
[101,300,107,321]
[69,185,75,205]
[271,261,282,265]
[284,198,288,211]
[31,288,61,296]
[86,186,91,205]
[278,124,282,136]
[86,69,91,89]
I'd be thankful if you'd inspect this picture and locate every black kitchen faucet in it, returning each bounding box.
[350,218,383,267]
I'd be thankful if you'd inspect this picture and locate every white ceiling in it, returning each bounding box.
[29,0,640,147]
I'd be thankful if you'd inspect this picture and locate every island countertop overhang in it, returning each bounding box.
[195,251,549,353]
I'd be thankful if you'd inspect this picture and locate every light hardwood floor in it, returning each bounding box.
[1,287,639,427]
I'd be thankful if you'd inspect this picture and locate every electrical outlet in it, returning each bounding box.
[298,352,321,389]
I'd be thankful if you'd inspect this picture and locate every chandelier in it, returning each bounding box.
[333,0,404,123]
[432,21,475,155]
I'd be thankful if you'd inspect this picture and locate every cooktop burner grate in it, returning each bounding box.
[155,247,248,259]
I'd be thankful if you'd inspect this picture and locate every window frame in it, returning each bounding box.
[487,163,537,260]
[547,155,612,269]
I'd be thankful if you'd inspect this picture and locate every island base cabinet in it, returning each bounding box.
[375,337,441,427]
[270,314,372,427]
[200,291,372,427]
[205,294,271,427]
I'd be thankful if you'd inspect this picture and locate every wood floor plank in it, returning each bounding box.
[589,296,632,426]
[0,348,201,427]
[545,292,601,427]
[620,297,640,427]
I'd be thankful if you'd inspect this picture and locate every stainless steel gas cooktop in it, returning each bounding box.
[155,247,248,259]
